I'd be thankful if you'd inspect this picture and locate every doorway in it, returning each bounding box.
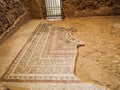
[45,0,62,19]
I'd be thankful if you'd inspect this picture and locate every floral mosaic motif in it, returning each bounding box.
[1,21,84,82]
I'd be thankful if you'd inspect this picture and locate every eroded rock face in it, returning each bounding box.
[0,0,26,36]
[62,0,120,17]
[26,0,45,19]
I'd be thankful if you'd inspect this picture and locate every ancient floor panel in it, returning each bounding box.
[1,21,82,82]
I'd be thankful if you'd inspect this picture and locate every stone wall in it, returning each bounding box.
[62,0,120,17]
[0,0,27,36]
[26,0,45,19]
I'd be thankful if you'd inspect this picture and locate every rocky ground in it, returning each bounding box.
[0,0,26,36]
[62,0,120,17]
[50,16,120,90]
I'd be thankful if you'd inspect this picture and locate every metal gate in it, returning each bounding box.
[45,0,62,19]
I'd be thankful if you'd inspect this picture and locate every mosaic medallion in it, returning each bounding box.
[1,21,84,82]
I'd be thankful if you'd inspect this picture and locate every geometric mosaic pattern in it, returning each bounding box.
[1,21,83,82]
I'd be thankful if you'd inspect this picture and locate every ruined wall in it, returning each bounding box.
[62,0,120,17]
[26,0,45,19]
[0,0,28,36]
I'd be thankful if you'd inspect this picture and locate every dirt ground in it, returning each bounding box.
[50,16,120,90]
[0,16,120,90]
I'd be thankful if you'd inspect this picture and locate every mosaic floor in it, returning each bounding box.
[1,21,83,82]
[0,20,110,90]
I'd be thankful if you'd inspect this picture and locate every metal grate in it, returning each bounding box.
[45,0,62,18]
